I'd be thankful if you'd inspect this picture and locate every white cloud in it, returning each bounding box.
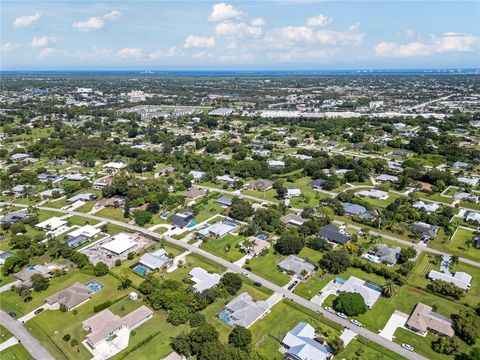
[219,53,254,62]
[73,10,121,31]
[149,47,178,60]
[184,35,216,48]
[31,36,57,47]
[215,21,262,38]
[0,43,21,54]
[270,47,341,62]
[103,10,122,21]
[374,32,480,57]
[117,47,142,58]
[38,47,56,58]
[208,3,244,22]
[251,18,266,27]
[13,12,41,27]
[192,51,214,59]
[306,14,331,27]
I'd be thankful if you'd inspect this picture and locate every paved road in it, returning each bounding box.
[9,203,427,360]
[0,309,55,360]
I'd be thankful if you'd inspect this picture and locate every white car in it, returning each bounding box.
[350,319,363,327]
[324,306,335,313]
[337,312,348,319]
[401,343,414,352]
[241,271,250,277]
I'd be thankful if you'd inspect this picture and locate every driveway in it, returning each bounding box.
[310,280,341,304]
[18,304,52,324]
[379,310,409,341]
[340,328,357,346]
[0,280,20,293]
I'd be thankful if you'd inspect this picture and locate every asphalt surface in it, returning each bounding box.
[0,309,55,360]
[7,202,430,360]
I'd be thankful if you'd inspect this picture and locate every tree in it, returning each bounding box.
[228,198,253,221]
[275,231,305,255]
[319,250,351,274]
[328,337,344,354]
[93,262,109,277]
[60,303,68,312]
[220,273,242,295]
[382,280,398,298]
[228,326,252,349]
[168,304,191,325]
[190,313,207,327]
[63,334,71,342]
[427,280,463,299]
[470,347,480,360]
[134,210,153,226]
[452,310,479,345]
[449,255,459,269]
[9,234,31,249]
[123,199,130,218]
[431,336,460,355]
[30,274,49,292]
[333,292,367,316]
[100,223,109,233]
[398,247,417,263]
[117,277,132,290]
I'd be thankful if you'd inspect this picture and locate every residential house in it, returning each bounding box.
[286,188,301,199]
[82,306,153,349]
[428,270,472,291]
[465,211,480,223]
[45,282,91,310]
[372,244,401,265]
[406,303,454,337]
[215,196,233,207]
[0,251,14,265]
[189,170,206,181]
[454,192,478,203]
[170,211,195,228]
[247,179,274,192]
[183,187,207,200]
[0,210,31,225]
[281,322,333,360]
[281,214,306,227]
[66,225,101,248]
[376,174,399,183]
[278,255,316,278]
[67,193,97,203]
[198,220,238,238]
[357,189,389,200]
[342,202,373,219]
[217,292,269,328]
[338,276,382,308]
[93,175,113,190]
[239,237,270,257]
[137,248,172,272]
[408,222,439,241]
[36,217,67,232]
[267,160,285,168]
[412,201,440,213]
[189,267,221,292]
[310,178,325,190]
[216,175,236,186]
[317,224,350,245]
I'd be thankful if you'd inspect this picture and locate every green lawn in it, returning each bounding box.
[244,248,290,286]
[0,344,33,360]
[429,227,480,263]
[199,234,246,262]
[241,189,280,203]
[165,253,226,282]
[294,271,334,300]
[95,207,127,222]
[0,325,13,343]
[66,215,99,227]
[338,338,406,360]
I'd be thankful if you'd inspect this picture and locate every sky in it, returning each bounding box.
[1,0,479,70]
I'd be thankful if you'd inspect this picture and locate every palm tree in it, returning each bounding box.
[450,255,459,269]
[382,280,398,298]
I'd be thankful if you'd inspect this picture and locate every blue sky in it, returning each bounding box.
[1,1,479,70]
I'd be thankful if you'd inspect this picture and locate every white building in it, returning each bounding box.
[189,267,221,292]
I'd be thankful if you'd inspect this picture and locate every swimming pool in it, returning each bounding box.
[218,310,231,324]
[133,264,149,276]
[187,221,197,228]
[257,234,266,240]
[85,280,104,294]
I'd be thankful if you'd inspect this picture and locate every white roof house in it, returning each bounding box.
[103,161,126,169]
[458,177,479,187]
[428,270,472,291]
[189,267,221,292]
[267,160,285,167]
[412,201,440,213]
[139,248,171,270]
[216,175,236,184]
[376,174,399,183]
[281,322,332,360]
[339,276,382,308]
[198,220,238,238]
[286,188,301,198]
[101,233,136,255]
[67,225,101,239]
[357,189,389,200]
[465,211,480,223]
[36,217,67,231]
[189,170,206,180]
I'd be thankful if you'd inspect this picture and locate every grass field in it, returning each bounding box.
[0,344,33,360]
[94,207,127,222]
[0,325,13,343]
[199,234,246,262]
[244,248,290,286]
[165,253,226,282]
[429,227,480,263]
[338,337,406,360]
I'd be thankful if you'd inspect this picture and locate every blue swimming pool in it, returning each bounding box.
[85,280,104,294]
[257,234,266,240]
[187,221,197,228]
[218,310,231,324]
[133,264,149,276]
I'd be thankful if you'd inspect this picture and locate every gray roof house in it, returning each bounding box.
[278,255,316,277]
[215,196,233,207]
[342,202,373,219]
[408,222,439,240]
[0,210,31,225]
[281,322,333,360]
[310,178,325,190]
[138,249,172,271]
[427,270,472,291]
[217,292,269,328]
[374,244,401,265]
[170,211,195,228]
[317,224,350,245]
[45,282,91,310]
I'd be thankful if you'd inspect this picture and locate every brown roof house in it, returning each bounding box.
[82,305,153,349]
[240,237,270,257]
[281,214,306,227]
[247,179,274,192]
[184,187,207,200]
[46,282,91,310]
[406,303,455,337]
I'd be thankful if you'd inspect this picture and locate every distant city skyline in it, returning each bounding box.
[1,1,479,70]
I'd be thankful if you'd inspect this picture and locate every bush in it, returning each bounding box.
[63,334,71,342]
[228,326,252,349]
[115,259,122,267]
[93,300,112,313]
[275,231,304,255]
[431,336,460,355]
[333,292,367,316]
[220,273,243,295]
[452,310,479,345]
[93,262,109,277]
[427,280,463,299]
[319,250,351,274]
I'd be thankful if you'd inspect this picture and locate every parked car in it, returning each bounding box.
[287,281,298,291]
[337,312,348,319]
[324,307,335,313]
[401,343,414,352]
[242,271,250,277]
[34,308,44,315]
[350,319,363,327]
[8,312,16,318]
[253,281,262,287]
